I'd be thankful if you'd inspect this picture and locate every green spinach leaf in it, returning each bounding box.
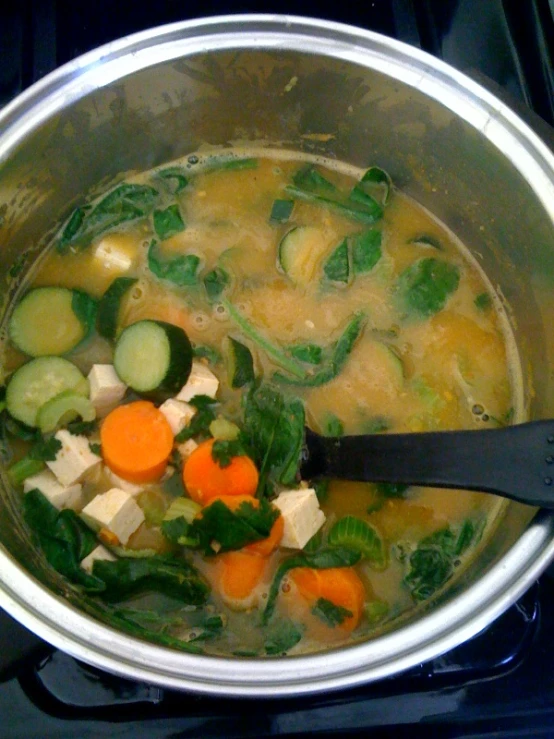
[397,257,460,317]
[269,199,294,224]
[323,239,350,284]
[148,241,200,286]
[351,229,382,274]
[288,343,323,365]
[203,267,230,301]
[264,620,303,655]
[153,204,186,240]
[155,166,189,193]
[311,597,353,627]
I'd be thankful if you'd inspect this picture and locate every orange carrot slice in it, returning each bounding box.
[290,567,365,632]
[101,400,173,483]
[183,438,259,505]
[218,550,268,602]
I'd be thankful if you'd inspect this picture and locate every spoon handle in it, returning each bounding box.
[302,420,554,508]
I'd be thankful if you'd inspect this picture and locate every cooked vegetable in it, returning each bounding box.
[193,344,222,364]
[274,312,366,387]
[36,390,96,434]
[6,357,89,428]
[269,199,294,224]
[58,183,159,253]
[204,267,230,301]
[223,300,307,379]
[93,556,210,604]
[182,438,259,505]
[278,226,328,287]
[22,489,104,590]
[7,433,64,486]
[242,383,305,494]
[397,257,460,317]
[474,292,492,310]
[262,547,362,624]
[408,234,442,249]
[323,239,350,285]
[153,204,185,240]
[323,413,344,437]
[264,620,303,655]
[148,241,200,286]
[327,516,386,569]
[288,343,323,365]
[155,166,189,193]
[217,550,267,602]
[353,166,393,206]
[113,319,192,395]
[174,395,218,443]
[97,277,138,341]
[225,337,255,388]
[101,400,174,483]
[204,156,258,172]
[9,287,97,357]
[311,597,353,627]
[351,229,382,274]
[292,567,365,631]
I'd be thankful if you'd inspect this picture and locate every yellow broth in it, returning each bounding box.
[0,150,520,656]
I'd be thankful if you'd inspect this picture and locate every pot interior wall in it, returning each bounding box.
[1,43,553,631]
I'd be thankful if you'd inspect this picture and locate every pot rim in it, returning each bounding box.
[1,14,554,696]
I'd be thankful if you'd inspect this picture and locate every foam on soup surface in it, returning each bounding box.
[0,150,520,656]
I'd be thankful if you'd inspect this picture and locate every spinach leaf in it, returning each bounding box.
[93,556,210,604]
[311,597,353,627]
[67,419,99,436]
[474,292,492,311]
[323,239,350,284]
[22,489,104,591]
[160,516,199,547]
[363,416,391,434]
[211,438,248,468]
[288,343,323,365]
[190,498,279,555]
[292,165,337,193]
[203,267,230,301]
[285,185,383,225]
[274,312,366,387]
[404,522,478,601]
[264,620,303,655]
[262,547,361,624]
[354,167,393,206]
[189,613,226,642]
[269,199,294,224]
[242,383,305,494]
[153,204,186,240]
[351,229,382,274]
[71,290,97,339]
[155,166,189,193]
[58,184,159,252]
[97,276,138,341]
[148,241,200,286]
[175,395,218,442]
[323,413,344,437]
[397,257,460,317]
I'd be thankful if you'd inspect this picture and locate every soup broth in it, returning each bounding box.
[0,150,520,657]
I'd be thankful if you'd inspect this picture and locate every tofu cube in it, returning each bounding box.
[159,398,196,436]
[81,488,145,545]
[46,430,102,487]
[88,364,127,416]
[273,488,325,549]
[175,360,219,402]
[93,234,136,274]
[177,438,199,460]
[104,466,144,497]
[23,469,83,511]
[80,544,117,574]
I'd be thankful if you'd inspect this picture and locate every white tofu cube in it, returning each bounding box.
[81,488,145,545]
[23,469,83,511]
[273,488,325,549]
[175,361,219,402]
[159,398,196,436]
[80,544,117,574]
[87,364,127,416]
[104,466,144,497]
[177,438,199,460]
[93,234,135,273]
[46,430,102,487]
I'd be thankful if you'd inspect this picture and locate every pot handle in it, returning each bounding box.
[0,607,52,682]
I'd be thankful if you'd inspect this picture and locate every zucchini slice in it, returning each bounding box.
[6,357,89,428]
[113,320,193,395]
[97,277,138,341]
[225,337,255,388]
[36,390,96,434]
[9,287,97,357]
[277,226,328,287]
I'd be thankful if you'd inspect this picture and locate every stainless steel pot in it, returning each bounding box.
[1,15,554,697]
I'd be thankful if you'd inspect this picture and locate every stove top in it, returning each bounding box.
[1,1,554,736]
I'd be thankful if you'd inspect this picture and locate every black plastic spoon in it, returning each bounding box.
[301,420,554,508]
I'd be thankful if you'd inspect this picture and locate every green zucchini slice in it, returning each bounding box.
[6,357,89,428]
[225,337,255,388]
[113,320,193,395]
[9,287,97,357]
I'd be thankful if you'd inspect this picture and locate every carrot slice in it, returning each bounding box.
[207,494,284,556]
[183,438,259,505]
[218,550,268,603]
[290,567,365,632]
[101,400,173,483]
